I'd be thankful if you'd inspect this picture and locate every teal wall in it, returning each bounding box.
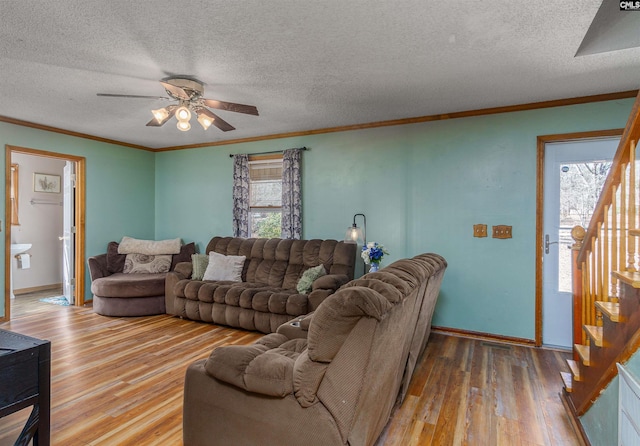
[581,352,640,445]
[0,122,156,316]
[155,98,635,341]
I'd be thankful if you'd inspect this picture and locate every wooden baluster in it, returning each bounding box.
[591,239,597,326]
[628,143,636,271]
[621,162,628,275]
[603,206,610,302]
[571,226,585,351]
[583,258,590,345]
[611,186,619,302]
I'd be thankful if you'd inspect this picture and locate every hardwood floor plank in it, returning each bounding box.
[1,294,580,445]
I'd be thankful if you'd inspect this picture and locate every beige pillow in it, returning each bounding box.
[118,236,181,255]
[123,253,172,274]
[202,251,246,282]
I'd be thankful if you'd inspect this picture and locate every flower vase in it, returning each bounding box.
[369,262,380,273]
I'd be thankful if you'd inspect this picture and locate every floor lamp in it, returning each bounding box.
[345,213,366,276]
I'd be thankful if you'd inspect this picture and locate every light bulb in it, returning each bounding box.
[151,107,169,123]
[177,121,191,132]
[175,106,191,122]
[197,114,213,130]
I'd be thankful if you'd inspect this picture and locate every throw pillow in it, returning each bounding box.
[171,242,196,271]
[296,264,327,294]
[118,236,181,255]
[191,254,209,281]
[106,241,126,274]
[123,253,172,274]
[202,251,246,282]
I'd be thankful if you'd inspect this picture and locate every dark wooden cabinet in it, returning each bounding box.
[0,329,51,446]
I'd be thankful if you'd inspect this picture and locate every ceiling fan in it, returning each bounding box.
[97,76,258,132]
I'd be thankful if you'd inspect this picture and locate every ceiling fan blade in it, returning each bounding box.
[160,81,191,100]
[97,93,169,100]
[146,107,176,127]
[203,109,236,132]
[202,99,259,116]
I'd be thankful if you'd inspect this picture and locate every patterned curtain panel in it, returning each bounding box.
[281,148,303,239]
[232,154,250,238]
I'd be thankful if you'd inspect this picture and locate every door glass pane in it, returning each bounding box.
[558,161,612,292]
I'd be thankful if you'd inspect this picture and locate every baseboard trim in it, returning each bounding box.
[14,283,63,295]
[431,326,536,347]
[561,390,591,446]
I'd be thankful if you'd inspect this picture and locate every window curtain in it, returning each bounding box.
[232,154,250,237]
[281,148,303,239]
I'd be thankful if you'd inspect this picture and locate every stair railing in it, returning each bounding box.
[570,91,640,414]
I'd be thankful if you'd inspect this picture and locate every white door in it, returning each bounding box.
[62,161,75,305]
[542,138,618,348]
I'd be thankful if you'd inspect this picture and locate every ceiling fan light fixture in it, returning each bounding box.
[197,113,214,130]
[151,107,169,123]
[175,105,191,122]
[177,120,191,132]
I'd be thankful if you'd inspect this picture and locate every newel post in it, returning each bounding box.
[571,225,586,358]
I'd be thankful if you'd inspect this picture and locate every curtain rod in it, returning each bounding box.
[228,147,308,158]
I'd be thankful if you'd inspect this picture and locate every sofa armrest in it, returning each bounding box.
[173,261,193,278]
[165,269,189,316]
[87,254,109,281]
[276,312,315,339]
[312,274,349,291]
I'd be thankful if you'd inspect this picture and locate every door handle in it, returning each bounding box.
[545,234,558,254]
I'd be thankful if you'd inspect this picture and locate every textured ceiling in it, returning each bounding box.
[0,0,639,150]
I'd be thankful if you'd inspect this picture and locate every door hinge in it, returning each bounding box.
[70,278,76,286]
[72,226,77,233]
[71,173,76,187]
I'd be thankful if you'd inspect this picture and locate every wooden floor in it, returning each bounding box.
[0,295,579,445]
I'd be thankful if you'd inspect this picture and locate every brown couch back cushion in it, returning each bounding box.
[205,237,355,289]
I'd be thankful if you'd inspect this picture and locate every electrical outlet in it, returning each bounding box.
[473,224,487,238]
[492,225,512,239]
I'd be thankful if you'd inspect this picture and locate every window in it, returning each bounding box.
[249,155,283,238]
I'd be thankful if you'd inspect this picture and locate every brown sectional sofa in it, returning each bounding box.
[182,253,447,446]
[165,237,357,334]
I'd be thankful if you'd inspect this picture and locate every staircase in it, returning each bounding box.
[562,90,640,419]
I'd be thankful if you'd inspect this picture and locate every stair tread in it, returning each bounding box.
[612,270,640,288]
[584,325,603,347]
[595,301,620,322]
[574,344,591,366]
[567,359,581,381]
[560,371,573,392]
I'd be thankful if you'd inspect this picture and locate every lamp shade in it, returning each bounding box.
[175,105,191,122]
[345,226,364,244]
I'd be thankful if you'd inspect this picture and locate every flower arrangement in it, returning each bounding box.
[361,242,389,271]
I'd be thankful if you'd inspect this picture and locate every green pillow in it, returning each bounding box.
[296,264,327,294]
[191,254,209,280]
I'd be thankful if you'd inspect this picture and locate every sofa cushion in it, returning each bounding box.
[191,253,209,280]
[91,272,166,298]
[123,253,172,274]
[118,236,182,255]
[296,265,326,294]
[203,251,246,281]
[106,241,126,274]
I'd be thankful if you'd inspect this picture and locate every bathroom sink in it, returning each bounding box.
[11,243,32,256]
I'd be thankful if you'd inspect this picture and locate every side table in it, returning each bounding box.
[0,329,51,446]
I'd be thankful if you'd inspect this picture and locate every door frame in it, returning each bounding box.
[535,129,623,346]
[3,145,86,321]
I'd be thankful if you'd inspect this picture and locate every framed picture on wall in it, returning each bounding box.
[33,173,61,193]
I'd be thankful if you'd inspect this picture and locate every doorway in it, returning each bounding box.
[536,130,622,348]
[3,145,86,321]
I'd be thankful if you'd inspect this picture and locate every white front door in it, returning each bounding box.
[62,161,75,305]
[542,138,618,348]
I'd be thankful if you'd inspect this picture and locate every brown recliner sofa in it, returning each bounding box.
[182,253,447,446]
[165,237,357,334]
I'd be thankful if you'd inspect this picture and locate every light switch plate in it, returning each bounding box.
[473,224,487,238]
[492,225,512,239]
